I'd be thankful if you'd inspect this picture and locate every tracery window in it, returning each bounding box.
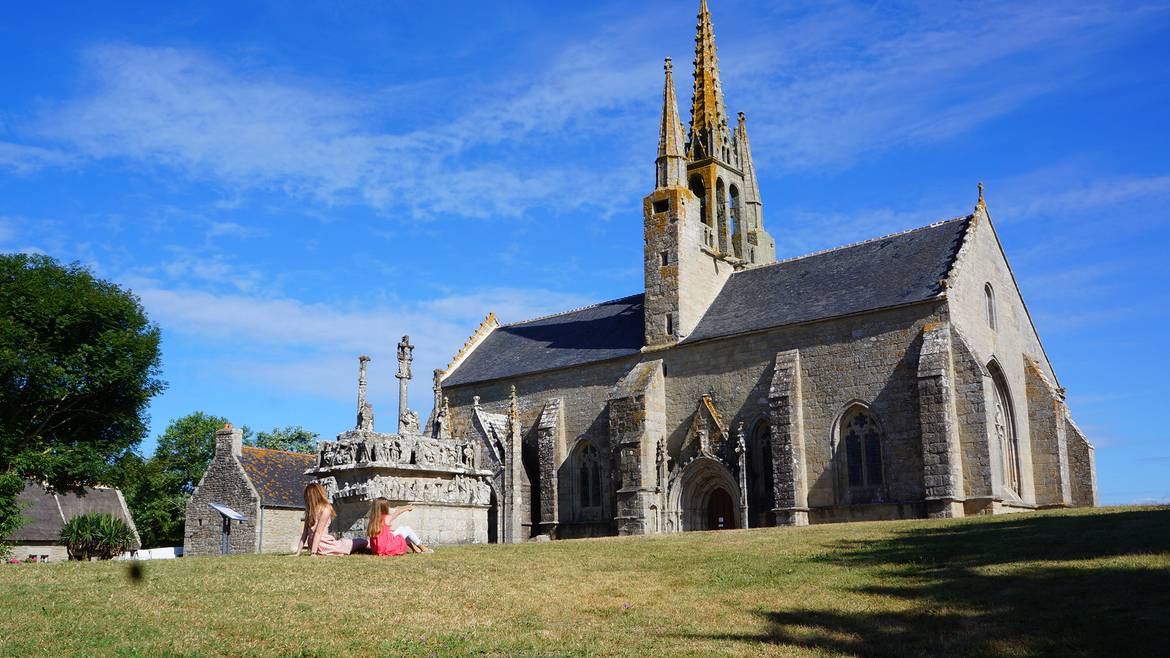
[578,444,603,510]
[990,365,1020,494]
[840,406,884,489]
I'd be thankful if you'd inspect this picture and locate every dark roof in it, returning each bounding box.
[442,217,969,386]
[6,482,138,546]
[239,447,315,508]
[686,217,969,342]
[442,295,645,386]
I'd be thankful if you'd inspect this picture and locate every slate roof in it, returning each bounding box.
[442,294,645,386]
[6,482,140,547]
[685,217,969,342]
[443,217,970,386]
[238,447,316,509]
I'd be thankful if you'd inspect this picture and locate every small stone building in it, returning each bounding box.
[183,424,315,556]
[4,482,140,562]
[435,1,1097,542]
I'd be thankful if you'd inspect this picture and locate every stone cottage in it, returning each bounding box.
[434,0,1097,542]
[183,424,315,556]
[4,482,140,562]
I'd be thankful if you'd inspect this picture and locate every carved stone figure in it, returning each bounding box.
[400,409,421,435]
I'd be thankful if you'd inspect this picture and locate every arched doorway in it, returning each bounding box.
[667,457,742,532]
[487,486,498,544]
[706,488,736,530]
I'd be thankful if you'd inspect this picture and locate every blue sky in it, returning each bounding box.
[1,0,1168,505]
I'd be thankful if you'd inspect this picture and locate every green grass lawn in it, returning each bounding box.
[2,506,1168,657]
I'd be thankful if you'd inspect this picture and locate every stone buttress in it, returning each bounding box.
[608,360,667,535]
[768,350,809,526]
[917,322,967,518]
[535,398,565,537]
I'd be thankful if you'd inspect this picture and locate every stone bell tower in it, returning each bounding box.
[685,0,775,265]
[643,0,776,349]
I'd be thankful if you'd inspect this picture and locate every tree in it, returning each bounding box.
[0,254,164,536]
[249,426,319,454]
[152,412,246,496]
[59,512,136,560]
[111,452,183,549]
[124,412,251,547]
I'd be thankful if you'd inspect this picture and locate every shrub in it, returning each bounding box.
[60,513,136,561]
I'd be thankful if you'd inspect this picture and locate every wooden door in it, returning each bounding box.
[707,488,736,530]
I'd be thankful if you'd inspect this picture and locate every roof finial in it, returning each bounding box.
[665,56,672,73]
[977,181,986,210]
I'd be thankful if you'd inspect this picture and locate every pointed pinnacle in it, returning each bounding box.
[688,0,729,161]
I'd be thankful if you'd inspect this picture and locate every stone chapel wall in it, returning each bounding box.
[184,433,261,557]
[660,301,947,522]
[947,209,1066,507]
[258,507,304,554]
[449,300,951,531]
[446,354,642,537]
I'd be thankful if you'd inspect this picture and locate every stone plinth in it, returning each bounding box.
[309,430,493,545]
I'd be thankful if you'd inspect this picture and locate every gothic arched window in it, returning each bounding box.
[578,443,602,510]
[715,178,728,254]
[985,283,997,331]
[989,363,1020,494]
[746,419,774,527]
[839,406,884,497]
[729,184,742,257]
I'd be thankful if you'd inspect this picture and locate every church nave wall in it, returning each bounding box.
[659,300,949,518]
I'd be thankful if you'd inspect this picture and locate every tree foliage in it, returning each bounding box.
[0,254,164,536]
[249,426,319,454]
[59,512,136,560]
[152,412,249,496]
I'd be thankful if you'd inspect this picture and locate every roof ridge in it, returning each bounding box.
[757,215,971,270]
[241,445,315,458]
[504,293,643,327]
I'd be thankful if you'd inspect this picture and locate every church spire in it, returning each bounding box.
[731,111,775,264]
[687,0,731,162]
[656,57,687,189]
[735,112,761,212]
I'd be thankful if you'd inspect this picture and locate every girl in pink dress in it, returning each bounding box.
[367,498,433,555]
[296,482,367,556]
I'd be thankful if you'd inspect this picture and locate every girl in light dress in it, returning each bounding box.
[367,497,433,555]
[296,482,367,556]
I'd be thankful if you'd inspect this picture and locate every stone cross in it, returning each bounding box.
[356,355,374,431]
[396,336,413,433]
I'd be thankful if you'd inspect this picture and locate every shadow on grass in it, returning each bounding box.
[694,509,1170,657]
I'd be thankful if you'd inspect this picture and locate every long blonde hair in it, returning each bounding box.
[367,497,391,539]
[304,482,334,527]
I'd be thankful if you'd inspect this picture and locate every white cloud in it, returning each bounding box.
[0,217,16,243]
[206,221,268,240]
[136,284,594,406]
[3,0,1162,219]
[727,1,1169,172]
[0,141,74,173]
[25,40,656,221]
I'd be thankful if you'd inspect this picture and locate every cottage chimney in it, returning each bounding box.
[215,422,243,458]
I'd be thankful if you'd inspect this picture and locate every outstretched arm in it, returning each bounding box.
[387,504,415,525]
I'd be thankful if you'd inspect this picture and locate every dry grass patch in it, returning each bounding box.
[1,506,1167,656]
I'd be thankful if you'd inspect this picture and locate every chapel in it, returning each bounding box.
[434,0,1097,542]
